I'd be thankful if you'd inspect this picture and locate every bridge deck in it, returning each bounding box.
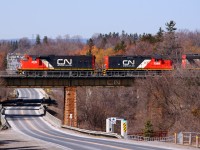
[0,70,173,87]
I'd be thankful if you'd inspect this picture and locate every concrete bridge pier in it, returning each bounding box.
[63,87,77,127]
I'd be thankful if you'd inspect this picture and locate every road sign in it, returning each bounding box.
[121,119,127,137]
[110,117,116,124]
[123,122,127,132]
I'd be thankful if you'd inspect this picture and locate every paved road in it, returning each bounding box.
[4,88,188,150]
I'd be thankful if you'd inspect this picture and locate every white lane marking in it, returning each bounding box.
[26,88,34,99]
[18,88,31,99]
[30,88,38,99]
[30,107,133,150]
[21,112,102,150]
[6,106,68,150]
[26,117,129,150]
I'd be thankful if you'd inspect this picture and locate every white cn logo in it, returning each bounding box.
[57,59,72,66]
[123,60,135,67]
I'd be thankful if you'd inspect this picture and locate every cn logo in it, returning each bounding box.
[57,59,72,66]
[123,60,135,67]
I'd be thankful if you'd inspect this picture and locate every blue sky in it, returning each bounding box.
[0,0,199,39]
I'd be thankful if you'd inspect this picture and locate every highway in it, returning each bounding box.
[5,88,184,150]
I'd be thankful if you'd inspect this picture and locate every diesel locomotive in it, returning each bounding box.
[104,55,172,76]
[18,54,96,76]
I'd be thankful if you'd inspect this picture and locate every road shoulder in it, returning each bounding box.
[0,129,64,150]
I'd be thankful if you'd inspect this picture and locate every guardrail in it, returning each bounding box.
[175,132,200,148]
[128,135,174,142]
[39,105,62,128]
[0,71,24,77]
[39,105,122,139]
[1,70,200,78]
[143,136,174,142]
[0,70,171,78]
[62,125,122,139]
[129,132,200,148]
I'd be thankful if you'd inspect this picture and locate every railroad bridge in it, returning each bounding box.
[0,70,167,127]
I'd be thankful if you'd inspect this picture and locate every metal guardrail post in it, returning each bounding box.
[196,136,199,148]
[181,132,184,144]
[174,133,177,144]
[189,133,192,145]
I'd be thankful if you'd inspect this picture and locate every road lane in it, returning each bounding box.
[7,107,129,150]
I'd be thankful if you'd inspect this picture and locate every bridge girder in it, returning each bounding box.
[1,77,135,87]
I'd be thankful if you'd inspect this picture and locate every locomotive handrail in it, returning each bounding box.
[1,70,200,78]
[0,71,24,77]
[0,71,162,78]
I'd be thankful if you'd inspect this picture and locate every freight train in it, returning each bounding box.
[17,54,200,77]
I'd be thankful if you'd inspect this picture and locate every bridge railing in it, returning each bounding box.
[1,69,200,78]
[128,132,200,148]
[127,134,174,142]
[0,70,172,78]
[176,132,200,148]
[0,71,23,77]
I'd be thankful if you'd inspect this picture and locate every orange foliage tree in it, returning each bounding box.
[78,46,126,67]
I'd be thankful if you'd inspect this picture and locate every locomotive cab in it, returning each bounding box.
[147,57,172,70]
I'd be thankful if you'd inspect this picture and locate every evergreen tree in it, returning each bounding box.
[141,33,157,44]
[165,20,177,33]
[15,41,18,49]
[43,36,48,44]
[114,40,126,51]
[9,41,18,52]
[100,37,107,49]
[122,30,125,38]
[164,20,181,62]
[87,38,94,55]
[144,120,154,137]
[156,27,164,42]
[13,41,18,51]
[36,34,41,45]
[120,40,126,51]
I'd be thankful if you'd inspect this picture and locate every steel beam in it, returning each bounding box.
[2,77,134,87]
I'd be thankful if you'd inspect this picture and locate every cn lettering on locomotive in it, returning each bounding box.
[122,60,135,67]
[57,59,72,67]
